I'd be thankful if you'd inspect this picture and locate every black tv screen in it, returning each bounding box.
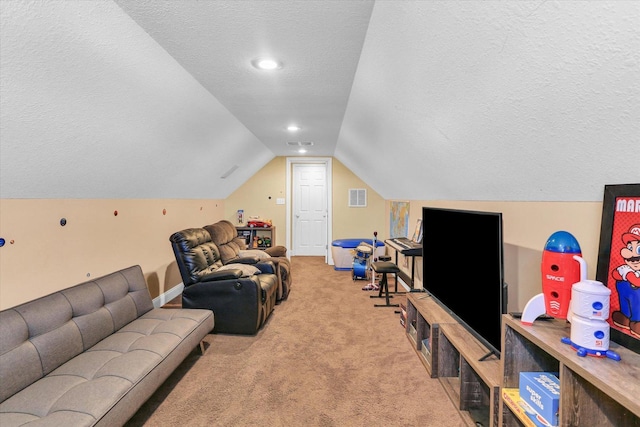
[422,207,506,359]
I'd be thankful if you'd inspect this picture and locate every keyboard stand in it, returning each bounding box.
[384,239,422,290]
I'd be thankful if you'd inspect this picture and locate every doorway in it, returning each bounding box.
[286,157,333,264]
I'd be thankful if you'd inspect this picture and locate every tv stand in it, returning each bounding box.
[405,293,500,426]
[438,323,501,427]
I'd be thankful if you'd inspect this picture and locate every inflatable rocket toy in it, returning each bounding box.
[521,231,583,324]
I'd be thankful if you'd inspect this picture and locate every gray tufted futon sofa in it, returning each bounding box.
[0,265,214,426]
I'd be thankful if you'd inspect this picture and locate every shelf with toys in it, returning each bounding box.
[501,230,640,426]
[500,314,640,426]
[236,217,275,251]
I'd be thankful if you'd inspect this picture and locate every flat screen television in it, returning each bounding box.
[422,207,507,360]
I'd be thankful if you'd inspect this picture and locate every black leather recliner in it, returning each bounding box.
[169,227,278,335]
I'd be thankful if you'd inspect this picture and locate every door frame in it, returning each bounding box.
[286,157,333,264]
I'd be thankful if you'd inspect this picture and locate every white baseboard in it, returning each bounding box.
[153,283,184,308]
[397,276,411,292]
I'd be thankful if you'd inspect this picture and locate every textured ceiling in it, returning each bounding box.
[1,1,638,201]
[114,0,374,157]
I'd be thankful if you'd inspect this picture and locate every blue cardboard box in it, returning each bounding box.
[519,372,560,426]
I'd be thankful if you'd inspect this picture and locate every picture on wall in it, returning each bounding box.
[389,201,410,238]
[595,183,640,354]
[411,218,423,243]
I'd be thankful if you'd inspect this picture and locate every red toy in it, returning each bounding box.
[248,219,271,228]
[522,231,582,324]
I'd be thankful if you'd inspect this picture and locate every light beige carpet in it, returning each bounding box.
[126,256,465,427]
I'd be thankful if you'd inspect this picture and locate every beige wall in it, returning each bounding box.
[0,157,386,310]
[1,171,606,315]
[385,200,603,312]
[224,157,288,246]
[331,159,386,240]
[0,199,224,309]
[224,156,387,249]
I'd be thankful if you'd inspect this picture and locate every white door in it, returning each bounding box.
[293,164,327,255]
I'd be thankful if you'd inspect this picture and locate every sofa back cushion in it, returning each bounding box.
[0,265,153,402]
[204,220,245,263]
[170,228,224,286]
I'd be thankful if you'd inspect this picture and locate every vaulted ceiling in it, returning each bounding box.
[1,1,638,201]
[114,0,374,158]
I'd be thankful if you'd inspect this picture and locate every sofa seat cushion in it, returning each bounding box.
[0,308,213,427]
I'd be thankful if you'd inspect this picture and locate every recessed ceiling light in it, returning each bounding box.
[287,125,300,132]
[252,57,282,70]
[298,148,307,154]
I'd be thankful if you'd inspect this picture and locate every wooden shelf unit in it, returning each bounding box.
[500,314,640,427]
[405,293,502,426]
[236,226,275,250]
[405,293,457,377]
[438,323,501,427]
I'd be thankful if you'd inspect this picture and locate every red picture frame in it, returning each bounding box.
[595,183,640,354]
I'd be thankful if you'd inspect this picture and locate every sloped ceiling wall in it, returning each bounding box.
[337,1,639,201]
[0,0,274,199]
[1,1,638,201]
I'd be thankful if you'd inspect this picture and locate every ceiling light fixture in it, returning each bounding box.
[252,57,282,70]
[287,125,300,132]
[298,148,307,154]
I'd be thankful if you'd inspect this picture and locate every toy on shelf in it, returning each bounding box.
[521,231,582,324]
[247,216,272,228]
[561,256,621,361]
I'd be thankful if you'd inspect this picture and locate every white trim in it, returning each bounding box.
[286,157,333,265]
[153,283,185,308]
[397,276,411,292]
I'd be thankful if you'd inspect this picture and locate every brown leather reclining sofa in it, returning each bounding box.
[170,227,278,335]
[204,220,292,302]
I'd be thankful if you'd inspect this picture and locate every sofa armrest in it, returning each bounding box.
[264,245,287,257]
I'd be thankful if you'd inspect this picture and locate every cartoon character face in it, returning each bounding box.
[621,224,640,272]
[621,239,640,272]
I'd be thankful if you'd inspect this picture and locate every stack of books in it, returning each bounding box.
[502,371,560,427]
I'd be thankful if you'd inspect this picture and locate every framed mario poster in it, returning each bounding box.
[595,183,640,354]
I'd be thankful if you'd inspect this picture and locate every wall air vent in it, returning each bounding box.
[348,188,367,207]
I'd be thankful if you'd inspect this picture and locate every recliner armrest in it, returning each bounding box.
[224,256,260,265]
[200,269,242,281]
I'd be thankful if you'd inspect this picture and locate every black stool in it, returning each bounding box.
[370,261,400,307]
[376,255,404,294]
